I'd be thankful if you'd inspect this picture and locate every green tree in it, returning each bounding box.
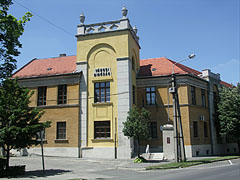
[0,0,32,80]
[123,106,151,157]
[217,83,240,153]
[0,79,51,169]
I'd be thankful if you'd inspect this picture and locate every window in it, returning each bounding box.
[149,122,157,138]
[193,121,198,137]
[37,86,47,106]
[94,82,110,103]
[191,86,196,105]
[132,57,135,71]
[57,122,66,139]
[204,122,208,137]
[213,92,218,110]
[201,89,206,107]
[58,85,67,104]
[94,121,110,139]
[132,85,136,104]
[146,87,156,105]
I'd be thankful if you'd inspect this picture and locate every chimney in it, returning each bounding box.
[59,53,66,57]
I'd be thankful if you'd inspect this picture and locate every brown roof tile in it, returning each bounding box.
[13,56,232,88]
[139,57,201,77]
[13,56,77,78]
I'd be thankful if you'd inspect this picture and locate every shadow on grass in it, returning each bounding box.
[15,169,72,178]
[146,160,169,163]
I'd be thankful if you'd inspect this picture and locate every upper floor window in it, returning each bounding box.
[204,122,208,137]
[148,122,157,138]
[58,85,67,104]
[94,82,110,103]
[146,87,156,105]
[37,86,47,106]
[132,85,136,104]
[56,122,66,140]
[132,57,135,71]
[191,86,196,105]
[193,121,198,137]
[201,89,206,107]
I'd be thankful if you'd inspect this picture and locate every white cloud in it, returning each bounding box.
[211,59,240,85]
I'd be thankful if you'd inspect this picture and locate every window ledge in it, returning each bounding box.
[91,138,114,142]
[92,76,113,82]
[92,102,113,106]
[54,139,69,143]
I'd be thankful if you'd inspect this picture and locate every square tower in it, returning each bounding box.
[76,7,140,159]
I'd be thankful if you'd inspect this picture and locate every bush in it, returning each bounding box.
[0,165,25,178]
[0,157,6,171]
[134,156,147,163]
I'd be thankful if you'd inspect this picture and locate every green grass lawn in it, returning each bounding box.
[146,156,240,170]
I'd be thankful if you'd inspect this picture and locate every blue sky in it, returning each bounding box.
[10,0,239,85]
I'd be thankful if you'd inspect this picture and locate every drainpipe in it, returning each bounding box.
[78,72,83,158]
[207,81,214,155]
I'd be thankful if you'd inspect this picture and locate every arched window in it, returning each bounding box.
[132,57,135,71]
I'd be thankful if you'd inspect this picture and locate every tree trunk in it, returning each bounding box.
[6,145,10,170]
[237,140,240,156]
[137,137,140,158]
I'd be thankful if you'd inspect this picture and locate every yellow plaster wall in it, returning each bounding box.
[29,88,37,107]
[138,85,192,146]
[39,107,79,147]
[68,84,79,104]
[47,86,57,106]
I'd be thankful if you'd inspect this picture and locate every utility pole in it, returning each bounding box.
[40,131,45,172]
[170,74,180,162]
[169,54,196,162]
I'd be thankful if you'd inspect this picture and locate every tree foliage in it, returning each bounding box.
[0,79,51,169]
[217,83,240,139]
[123,106,151,157]
[0,0,32,80]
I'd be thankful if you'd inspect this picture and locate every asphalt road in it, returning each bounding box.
[6,156,240,180]
[99,159,240,180]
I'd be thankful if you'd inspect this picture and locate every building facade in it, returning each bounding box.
[12,7,238,159]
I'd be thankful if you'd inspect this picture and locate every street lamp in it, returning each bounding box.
[170,54,196,162]
[172,54,196,74]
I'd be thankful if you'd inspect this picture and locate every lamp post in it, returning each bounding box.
[169,54,196,162]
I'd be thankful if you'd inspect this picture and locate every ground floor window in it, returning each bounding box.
[94,121,110,139]
[57,122,66,139]
[148,122,157,138]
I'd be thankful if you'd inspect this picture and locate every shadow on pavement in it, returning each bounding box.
[17,169,72,178]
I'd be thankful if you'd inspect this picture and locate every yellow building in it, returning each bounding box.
[13,7,238,159]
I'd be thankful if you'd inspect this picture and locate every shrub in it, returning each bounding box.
[134,156,147,163]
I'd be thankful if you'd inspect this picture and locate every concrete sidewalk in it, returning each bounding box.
[5,156,171,179]
[5,155,226,180]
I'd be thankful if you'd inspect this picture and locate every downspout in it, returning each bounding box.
[78,72,82,158]
[207,81,214,155]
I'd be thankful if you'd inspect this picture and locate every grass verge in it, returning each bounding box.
[146,155,240,170]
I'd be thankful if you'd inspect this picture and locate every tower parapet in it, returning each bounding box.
[76,6,139,45]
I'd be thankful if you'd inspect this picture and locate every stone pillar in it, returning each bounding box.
[77,62,88,151]
[163,124,174,160]
[117,57,133,159]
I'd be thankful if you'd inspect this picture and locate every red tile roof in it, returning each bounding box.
[220,81,233,88]
[13,55,232,88]
[13,56,77,78]
[139,57,201,77]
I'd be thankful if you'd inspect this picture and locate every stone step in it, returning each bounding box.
[142,152,164,160]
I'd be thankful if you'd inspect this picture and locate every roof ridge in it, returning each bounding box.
[36,55,76,60]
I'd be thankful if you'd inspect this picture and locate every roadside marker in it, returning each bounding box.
[228,160,233,165]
